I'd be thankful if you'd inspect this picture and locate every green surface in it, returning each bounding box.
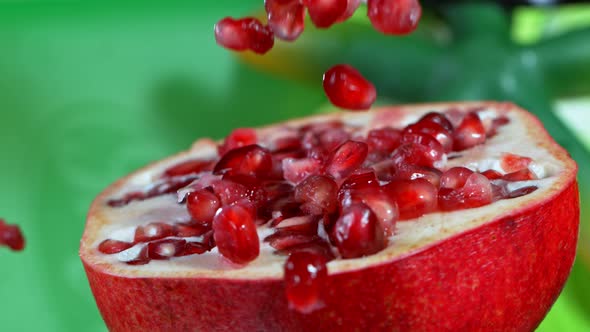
[0,2,588,332]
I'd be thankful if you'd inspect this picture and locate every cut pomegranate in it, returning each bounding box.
[214,17,274,54]
[265,0,306,41]
[284,251,328,313]
[0,219,25,251]
[367,0,422,35]
[323,64,377,111]
[82,103,579,332]
[303,0,348,28]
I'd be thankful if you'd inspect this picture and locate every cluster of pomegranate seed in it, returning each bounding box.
[0,219,25,251]
[101,108,542,312]
[215,0,423,110]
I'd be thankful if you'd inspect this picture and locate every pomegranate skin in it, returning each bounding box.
[83,178,578,332]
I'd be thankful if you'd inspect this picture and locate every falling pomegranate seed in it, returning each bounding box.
[284,251,328,313]
[0,219,25,251]
[323,64,377,111]
[265,0,306,41]
[295,175,339,215]
[214,17,274,54]
[384,179,437,220]
[367,0,422,35]
[213,203,260,264]
[98,239,134,254]
[331,202,387,258]
[453,112,486,151]
[186,189,221,225]
[326,140,368,179]
[303,0,348,28]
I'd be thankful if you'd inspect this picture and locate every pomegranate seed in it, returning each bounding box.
[266,231,319,250]
[500,153,533,173]
[214,17,274,54]
[282,157,323,185]
[390,143,437,168]
[303,0,348,28]
[440,167,474,189]
[273,215,318,231]
[323,64,377,111]
[125,246,150,265]
[367,127,402,157]
[319,127,350,152]
[280,238,335,258]
[0,219,25,251]
[503,168,537,181]
[295,175,339,215]
[175,223,211,237]
[326,140,368,179]
[339,170,379,195]
[217,175,268,208]
[404,120,453,152]
[265,0,306,41]
[453,112,486,151]
[214,144,273,178]
[179,241,213,256]
[400,132,445,163]
[147,176,199,198]
[163,159,214,177]
[134,222,176,243]
[342,188,398,237]
[367,0,422,35]
[384,179,437,220]
[98,239,134,254]
[481,169,503,180]
[419,112,454,132]
[219,128,257,155]
[212,204,260,264]
[507,186,538,199]
[438,173,493,211]
[337,0,361,22]
[186,189,221,225]
[393,164,442,187]
[147,239,187,260]
[284,251,328,313]
[331,202,387,258]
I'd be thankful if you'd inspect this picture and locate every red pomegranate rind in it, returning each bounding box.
[284,251,329,313]
[81,102,579,332]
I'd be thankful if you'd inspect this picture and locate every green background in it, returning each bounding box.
[0,2,588,331]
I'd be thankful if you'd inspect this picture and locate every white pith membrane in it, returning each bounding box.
[80,103,575,279]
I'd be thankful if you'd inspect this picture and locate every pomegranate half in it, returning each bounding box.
[80,102,579,332]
